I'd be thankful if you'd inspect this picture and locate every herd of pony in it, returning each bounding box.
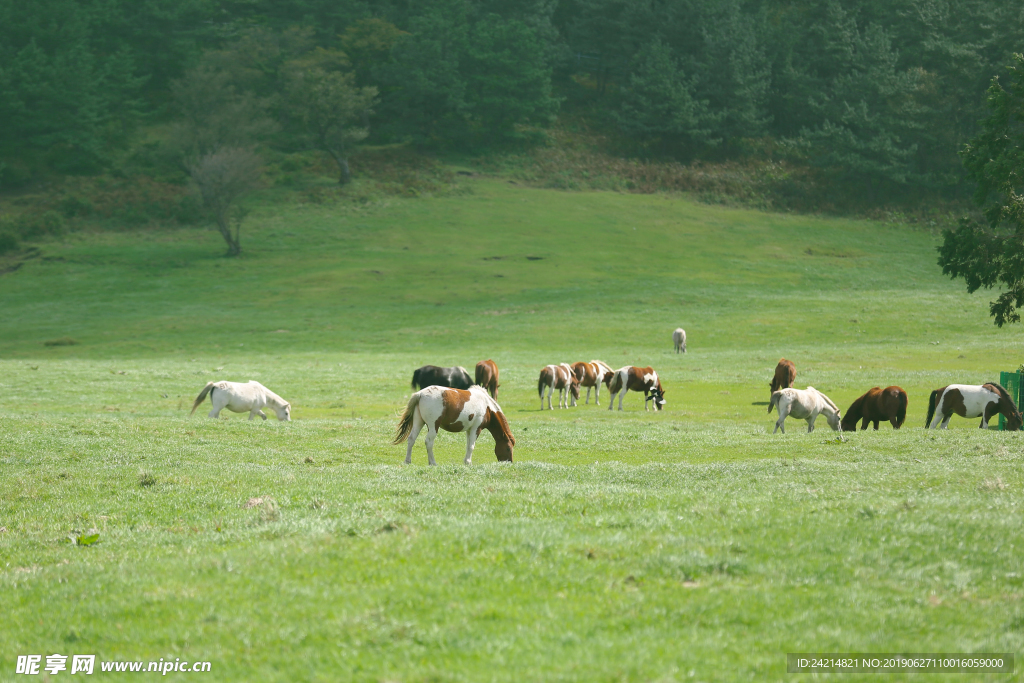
[188,326,1023,465]
[766,357,1022,434]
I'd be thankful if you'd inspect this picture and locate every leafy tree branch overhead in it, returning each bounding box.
[938,53,1024,326]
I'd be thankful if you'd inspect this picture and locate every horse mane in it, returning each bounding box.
[263,387,289,408]
[488,408,515,446]
[985,382,1017,408]
[841,392,866,427]
[808,387,839,413]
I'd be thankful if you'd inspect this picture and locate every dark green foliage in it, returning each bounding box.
[0,231,18,255]
[939,54,1024,326]
[614,38,716,157]
[1,0,1022,205]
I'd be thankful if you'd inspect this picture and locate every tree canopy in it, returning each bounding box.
[938,53,1024,326]
[0,0,1021,202]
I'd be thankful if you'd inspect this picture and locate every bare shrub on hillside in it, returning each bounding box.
[187,148,263,257]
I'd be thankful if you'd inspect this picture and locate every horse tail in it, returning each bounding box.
[190,382,215,415]
[895,389,907,429]
[608,370,624,395]
[392,392,421,445]
[768,390,782,414]
[925,389,939,428]
[411,368,420,390]
[538,369,546,398]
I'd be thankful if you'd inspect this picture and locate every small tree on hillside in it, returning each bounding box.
[170,61,275,256]
[288,68,378,185]
[938,54,1024,326]
[187,148,263,257]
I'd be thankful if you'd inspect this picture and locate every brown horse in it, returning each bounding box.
[841,386,908,431]
[475,359,500,398]
[769,359,796,401]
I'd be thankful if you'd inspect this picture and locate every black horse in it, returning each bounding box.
[411,365,473,391]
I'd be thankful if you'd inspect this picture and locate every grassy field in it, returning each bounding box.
[1,179,1022,681]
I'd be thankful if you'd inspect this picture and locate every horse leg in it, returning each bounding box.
[405,413,424,464]
[860,417,869,431]
[807,411,818,432]
[872,420,879,430]
[618,389,625,411]
[424,427,438,466]
[607,390,615,411]
[464,430,479,465]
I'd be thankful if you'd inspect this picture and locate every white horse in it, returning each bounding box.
[769,386,841,433]
[191,380,292,421]
[393,385,515,465]
[673,328,687,353]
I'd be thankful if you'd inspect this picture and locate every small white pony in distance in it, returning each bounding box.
[393,385,514,465]
[673,328,687,353]
[191,380,292,421]
[769,386,841,433]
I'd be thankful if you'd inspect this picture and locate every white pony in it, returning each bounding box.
[393,385,514,465]
[769,386,841,433]
[191,380,292,421]
[673,328,687,353]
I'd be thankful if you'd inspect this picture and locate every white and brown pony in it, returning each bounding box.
[607,366,666,411]
[571,360,613,405]
[926,383,1022,430]
[475,359,500,398]
[673,328,687,353]
[191,380,292,421]
[539,363,580,409]
[393,385,514,465]
[768,386,840,433]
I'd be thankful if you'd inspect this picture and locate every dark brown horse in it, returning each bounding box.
[769,359,796,403]
[475,359,500,398]
[411,365,473,391]
[841,386,908,431]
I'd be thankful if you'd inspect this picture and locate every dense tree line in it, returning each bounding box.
[1,0,1022,203]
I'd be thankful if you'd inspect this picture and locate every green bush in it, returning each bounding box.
[0,231,19,254]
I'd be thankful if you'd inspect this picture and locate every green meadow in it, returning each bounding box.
[1,179,1022,681]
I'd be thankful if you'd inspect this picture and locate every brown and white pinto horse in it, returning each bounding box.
[926,383,1022,430]
[769,359,796,398]
[571,360,613,406]
[841,386,908,431]
[539,363,579,409]
[475,359,500,398]
[607,366,666,411]
[393,385,514,465]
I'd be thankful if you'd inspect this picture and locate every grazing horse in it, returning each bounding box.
[607,366,666,411]
[393,385,514,465]
[673,328,687,353]
[475,359,500,398]
[769,387,841,433]
[770,359,797,397]
[539,363,580,409]
[571,360,613,405]
[411,365,473,391]
[925,383,1022,430]
[841,386,908,431]
[191,380,292,421]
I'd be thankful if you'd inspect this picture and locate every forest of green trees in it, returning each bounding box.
[1,0,1022,203]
